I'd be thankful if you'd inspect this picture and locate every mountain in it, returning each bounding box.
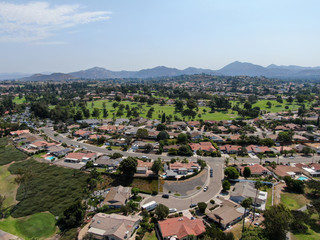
[5,61,320,81]
[217,61,269,76]
[20,73,76,81]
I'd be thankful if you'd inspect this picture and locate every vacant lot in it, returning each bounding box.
[280,192,309,210]
[0,212,56,239]
[0,164,18,208]
[8,159,89,217]
[102,174,158,194]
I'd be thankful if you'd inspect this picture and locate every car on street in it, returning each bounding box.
[169,208,177,213]
[190,203,197,208]
[162,194,169,199]
[203,186,208,192]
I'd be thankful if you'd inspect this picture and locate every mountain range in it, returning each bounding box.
[4,61,320,81]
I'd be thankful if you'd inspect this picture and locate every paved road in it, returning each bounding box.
[42,127,320,164]
[140,161,223,211]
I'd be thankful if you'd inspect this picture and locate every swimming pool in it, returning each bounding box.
[46,156,55,161]
[297,176,308,181]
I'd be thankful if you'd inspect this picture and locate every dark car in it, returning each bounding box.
[190,203,197,208]
[162,194,169,199]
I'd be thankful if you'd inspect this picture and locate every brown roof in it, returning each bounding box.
[268,165,302,177]
[240,164,269,175]
[189,142,216,152]
[65,152,96,160]
[158,216,205,239]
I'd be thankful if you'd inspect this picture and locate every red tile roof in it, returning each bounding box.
[158,217,205,239]
[189,142,216,152]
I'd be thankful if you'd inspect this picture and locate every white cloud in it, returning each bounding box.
[0,1,111,42]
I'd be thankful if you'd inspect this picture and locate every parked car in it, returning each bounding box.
[162,194,169,199]
[190,203,197,208]
[169,208,177,213]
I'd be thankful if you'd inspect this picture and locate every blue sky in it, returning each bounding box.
[0,0,319,73]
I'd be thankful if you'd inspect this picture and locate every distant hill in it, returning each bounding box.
[0,73,32,80]
[20,73,76,81]
[3,61,320,81]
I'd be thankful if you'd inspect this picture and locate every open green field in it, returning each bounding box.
[0,213,56,239]
[90,100,240,120]
[280,192,309,210]
[292,214,320,240]
[251,99,311,113]
[13,96,26,104]
[8,159,89,217]
[0,164,18,208]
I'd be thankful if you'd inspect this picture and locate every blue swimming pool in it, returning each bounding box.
[297,176,308,181]
[46,156,55,161]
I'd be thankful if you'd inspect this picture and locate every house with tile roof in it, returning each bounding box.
[189,142,216,153]
[100,186,132,208]
[157,216,206,240]
[87,213,141,240]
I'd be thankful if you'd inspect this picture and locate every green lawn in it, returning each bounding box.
[0,212,56,239]
[8,159,89,217]
[0,165,18,208]
[251,100,311,113]
[265,188,273,209]
[280,192,309,210]
[13,96,26,104]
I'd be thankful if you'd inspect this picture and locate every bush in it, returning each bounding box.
[210,199,215,204]
[223,180,231,191]
[197,202,207,213]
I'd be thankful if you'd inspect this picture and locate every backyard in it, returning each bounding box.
[280,192,309,210]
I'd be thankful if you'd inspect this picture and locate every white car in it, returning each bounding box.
[203,186,208,192]
[169,208,177,213]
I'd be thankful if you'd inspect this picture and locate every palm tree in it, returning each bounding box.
[241,197,253,233]
[253,180,262,222]
[224,157,230,167]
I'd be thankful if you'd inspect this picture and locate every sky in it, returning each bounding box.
[0,0,320,73]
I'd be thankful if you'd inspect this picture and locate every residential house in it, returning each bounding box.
[246,145,271,154]
[296,163,320,177]
[157,216,206,240]
[64,152,97,163]
[169,162,200,175]
[204,132,224,142]
[115,118,130,126]
[77,119,101,127]
[189,142,216,153]
[268,165,302,177]
[10,129,30,136]
[190,131,203,141]
[220,144,241,154]
[28,140,56,150]
[100,186,132,208]
[207,199,244,229]
[47,145,71,157]
[240,164,270,177]
[73,130,92,139]
[94,155,123,170]
[136,160,153,174]
[88,213,141,240]
[230,182,268,210]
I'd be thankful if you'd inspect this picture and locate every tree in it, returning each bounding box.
[136,128,148,139]
[244,101,252,110]
[197,202,207,213]
[224,167,239,179]
[241,197,253,233]
[156,123,166,131]
[243,167,251,178]
[157,131,169,141]
[302,146,312,156]
[161,113,166,123]
[58,201,84,230]
[222,180,231,191]
[92,108,100,118]
[277,131,293,142]
[283,176,305,193]
[151,159,162,175]
[0,195,6,218]
[266,101,272,108]
[177,133,188,144]
[155,204,169,220]
[144,143,153,153]
[263,204,292,240]
[177,145,193,156]
[131,187,140,197]
[204,224,235,240]
[119,157,137,176]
